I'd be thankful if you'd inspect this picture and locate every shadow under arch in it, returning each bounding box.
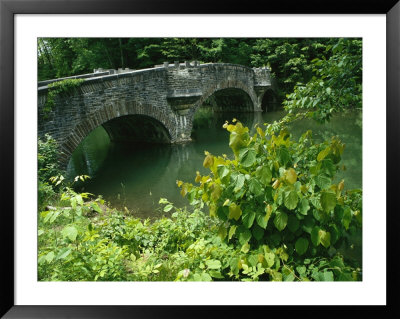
[59,101,175,169]
[261,88,279,112]
[192,79,259,115]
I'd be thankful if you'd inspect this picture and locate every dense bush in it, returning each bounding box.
[178,119,362,281]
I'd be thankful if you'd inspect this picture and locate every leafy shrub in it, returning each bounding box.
[38,134,62,183]
[178,119,362,280]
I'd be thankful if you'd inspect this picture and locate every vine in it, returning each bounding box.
[43,78,85,119]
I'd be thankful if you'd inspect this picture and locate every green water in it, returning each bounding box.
[67,109,362,219]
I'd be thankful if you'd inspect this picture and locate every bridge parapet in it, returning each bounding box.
[253,67,272,87]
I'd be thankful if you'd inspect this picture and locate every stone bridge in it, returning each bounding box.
[38,62,277,169]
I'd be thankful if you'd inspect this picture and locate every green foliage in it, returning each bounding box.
[38,134,63,210]
[38,134,61,183]
[178,119,362,280]
[250,38,331,101]
[283,39,362,123]
[43,79,84,118]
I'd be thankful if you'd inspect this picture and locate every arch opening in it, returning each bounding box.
[66,114,172,180]
[261,89,278,112]
[102,114,171,144]
[203,88,254,113]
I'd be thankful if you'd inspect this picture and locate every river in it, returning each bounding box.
[67,109,362,219]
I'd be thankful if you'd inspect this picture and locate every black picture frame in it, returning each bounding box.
[1,0,398,317]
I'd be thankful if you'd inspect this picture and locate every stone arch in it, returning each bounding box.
[59,100,175,168]
[193,79,260,115]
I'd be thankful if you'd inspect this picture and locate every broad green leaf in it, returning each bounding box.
[239,148,257,167]
[238,226,252,245]
[277,146,291,166]
[205,259,222,270]
[274,211,288,231]
[299,198,310,215]
[302,215,315,234]
[317,147,330,162]
[269,269,282,281]
[315,174,331,190]
[287,214,300,233]
[310,195,322,210]
[294,181,301,192]
[311,226,321,246]
[56,248,71,260]
[44,251,55,263]
[252,225,264,241]
[296,265,307,276]
[242,210,256,228]
[320,191,337,212]
[217,224,227,240]
[228,203,242,221]
[229,257,240,275]
[201,272,212,281]
[255,166,272,185]
[295,238,309,256]
[209,271,224,279]
[90,202,102,213]
[217,165,229,180]
[48,211,61,224]
[284,190,298,210]
[249,178,263,196]
[342,206,352,230]
[229,131,246,155]
[319,230,331,248]
[228,225,237,240]
[76,207,82,217]
[256,211,269,229]
[62,226,78,241]
[285,168,297,184]
[283,267,295,281]
[264,252,275,268]
[320,270,334,281]
[211,184,222,200]
[233,174,245,192]
[329,224,340,245]
[75,194,83,206]
[321,159,336,177]
[241,242,250,253]
[248,254,259,267]
[163,204,173,212]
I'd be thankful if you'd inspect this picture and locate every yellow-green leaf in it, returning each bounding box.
[203,154,214,168]
[319,230,331,248]
[285,168,297,184]
[228,203,242,221]
[317,147,330,162]
[228,225,237,240]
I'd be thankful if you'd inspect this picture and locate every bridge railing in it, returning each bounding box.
[38,62,272,93]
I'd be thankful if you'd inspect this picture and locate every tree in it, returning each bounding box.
[283,38,362,123]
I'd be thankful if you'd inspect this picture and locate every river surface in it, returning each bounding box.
[67,109,362,219]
